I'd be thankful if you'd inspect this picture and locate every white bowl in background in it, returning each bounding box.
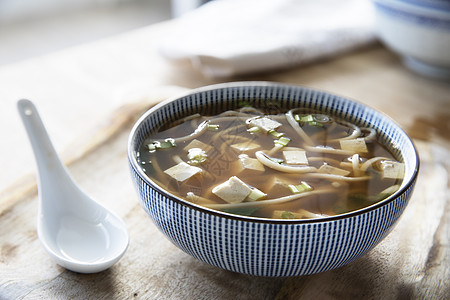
[372,0,450,79]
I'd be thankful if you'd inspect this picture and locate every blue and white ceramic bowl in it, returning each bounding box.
[128,82,419,277]
[372,0,450,79]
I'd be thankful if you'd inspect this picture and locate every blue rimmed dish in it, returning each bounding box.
[372,0,450,79]
[128,82,419,277]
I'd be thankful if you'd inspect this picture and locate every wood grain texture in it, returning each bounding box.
[0,112,448,299]
[0,21,449,299]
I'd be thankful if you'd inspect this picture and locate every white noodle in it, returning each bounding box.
[255,151,317,173]
[328,121,361,142]
[152,120,210,144]
[172,155,183,164]
[360,156,389,172]
[267,144,284,156]
[362,127,377,141]
[203,189,334,209]
[286,109,314,145]
[352,154,361,176]
[184,113,202,126]
[304,145,354,156]
[238,107,261,114]
[308,156,343,166]
[379,184,401,195]
[218,110,248,117]
[302,173,371,181]
[147,158,165,183]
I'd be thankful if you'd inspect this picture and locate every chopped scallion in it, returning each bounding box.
[207,124,220,131]
[269,130,284,138]
[247,188,267,201]
[274,137,290,147]
[281,211,295,219]
[238,101,251,108]
[147,138,176,152]
[159,139,176,149]
[247,126,261,134]
[295,114,314,123]
[294,114,327,127]
[288,181,312,194]
[187,148,207,165]
[309,121,324,127]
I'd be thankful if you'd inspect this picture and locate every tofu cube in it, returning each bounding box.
[265,176,293,195]
[183,139,213,153]
[380,161,405,179]
[212,176,252,203]
[248,117,282,133]
[235,154,265,174]
[318,164,350,176]
[340,138,368,153]
[164,162,202,182]
[231,142,260,152]
[283,150,308,165]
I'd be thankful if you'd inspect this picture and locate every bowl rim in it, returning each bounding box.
[128,81,420,224]
[373,0,450,18]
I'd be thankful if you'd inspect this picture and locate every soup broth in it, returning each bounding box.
[137,106,404,219]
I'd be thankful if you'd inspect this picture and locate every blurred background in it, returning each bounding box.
[2,0,449,79]
[0,0,209,66]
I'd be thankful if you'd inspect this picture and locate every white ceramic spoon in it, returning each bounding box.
[18,99,129,273]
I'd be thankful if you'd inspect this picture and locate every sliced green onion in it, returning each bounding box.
[309,121,324,127]
[207,124,220,131]
[274,137,290,147]
[159,138,176,149]
[188,157,206,165]
[238,101,251,108]
[147,138,176,152]
[295,114,314,123]
[187,148,207,165]
[247,126,261,134]
[247,188,267,201]
[294,114,327,127]
[269,130,284,138]
[281,211,295,219]
[288,181,312,194]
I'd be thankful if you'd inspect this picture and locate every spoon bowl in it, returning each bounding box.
[18,99,129,273]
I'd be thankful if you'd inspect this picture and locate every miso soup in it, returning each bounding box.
[137,106,404,219]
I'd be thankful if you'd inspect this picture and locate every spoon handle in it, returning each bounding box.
[17,99,73,195]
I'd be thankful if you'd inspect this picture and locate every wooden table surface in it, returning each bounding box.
[0,21,449,299]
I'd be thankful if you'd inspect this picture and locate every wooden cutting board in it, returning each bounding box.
[1,89,448,300]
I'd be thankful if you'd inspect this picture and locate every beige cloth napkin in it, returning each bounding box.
[159,0,376,78]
